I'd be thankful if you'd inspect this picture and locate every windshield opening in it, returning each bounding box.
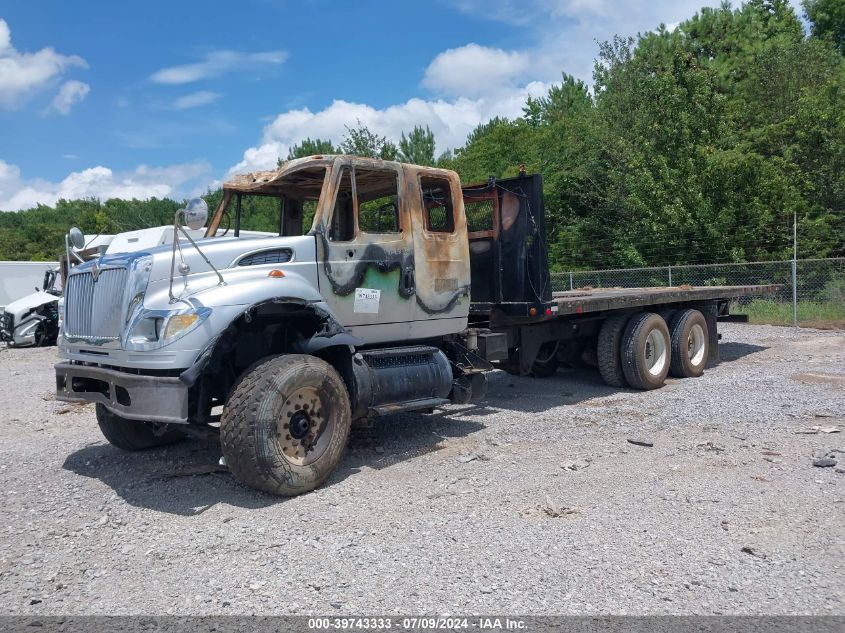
[217,166,327,238]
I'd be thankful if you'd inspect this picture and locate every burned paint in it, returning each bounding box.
[316,231,415,299]
[207,155,471,337]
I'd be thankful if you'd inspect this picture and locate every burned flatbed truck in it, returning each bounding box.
[55,156,773,495]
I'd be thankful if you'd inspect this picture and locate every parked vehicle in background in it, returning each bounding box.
[54,155,774,496]
[0,261,58,312]
[1,234,116,348]
[1,267,62,346]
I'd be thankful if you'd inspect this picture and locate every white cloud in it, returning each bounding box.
[49,80,90,115]
[229,141,288,175]
[228,83,549,175]
[170,90,222,110]
[0,159,212,211]
[422,44,530,98]
[150,50,287,84]
[0,19,88,110]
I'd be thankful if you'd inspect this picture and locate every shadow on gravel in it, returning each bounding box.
[62,414,486,515]
[63,440,281,516]
[716,342,768,363]
[347,413,486,469]
[469,368,634,413]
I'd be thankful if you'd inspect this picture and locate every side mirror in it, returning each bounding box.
[181,198,208,230]
[68,226,85,250]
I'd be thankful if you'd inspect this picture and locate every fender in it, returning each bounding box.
[179,296,362,387]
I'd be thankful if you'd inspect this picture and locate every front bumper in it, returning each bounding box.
[55,361,189,424]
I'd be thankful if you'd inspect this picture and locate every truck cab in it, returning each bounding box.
[207,155,471,342]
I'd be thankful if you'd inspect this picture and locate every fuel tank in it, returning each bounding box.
[349,345,453,418]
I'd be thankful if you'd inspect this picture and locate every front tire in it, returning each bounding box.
[220,354,352,496]
[621,313,671,390]
[96,404,185,451]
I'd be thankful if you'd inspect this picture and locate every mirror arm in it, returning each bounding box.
[168,211,225,304]
[168,222,180,303]
[177,223,225,286]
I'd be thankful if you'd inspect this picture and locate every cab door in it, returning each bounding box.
[407,168,471,334]
[316,159,417,337]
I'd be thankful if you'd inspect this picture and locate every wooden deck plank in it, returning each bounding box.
[548,284,777,316]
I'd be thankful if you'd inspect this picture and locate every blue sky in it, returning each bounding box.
[0,0,804,211]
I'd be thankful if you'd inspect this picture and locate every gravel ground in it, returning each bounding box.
[0,323,843,616]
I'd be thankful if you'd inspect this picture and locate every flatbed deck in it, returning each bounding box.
[548,284,777,316]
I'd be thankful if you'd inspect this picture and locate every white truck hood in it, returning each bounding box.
[4,290,58,318]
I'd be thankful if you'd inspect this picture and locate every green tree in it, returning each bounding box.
[523,73,592,126]
[340,121,398,160]
[397,125,436,165]
[463,116,511,146]
[804,0,845,53]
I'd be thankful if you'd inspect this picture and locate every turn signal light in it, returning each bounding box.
[529,307,538,316]
[268,269,285,278]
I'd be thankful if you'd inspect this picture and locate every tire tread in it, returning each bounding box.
[621,312,671,390]
[669,309,708,378]
[597,314,628,387]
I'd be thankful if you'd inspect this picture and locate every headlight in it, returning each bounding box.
[124,307,211,350]
[163,313,200,340]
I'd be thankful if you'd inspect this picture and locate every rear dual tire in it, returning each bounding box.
[668,309,709,378]
[597,315,628,387]
[597,308,711,389]
[621,313,671,390]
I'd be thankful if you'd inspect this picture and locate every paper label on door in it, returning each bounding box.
[353,288,381,314]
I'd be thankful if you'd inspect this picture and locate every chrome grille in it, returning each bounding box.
[64,268,128,341]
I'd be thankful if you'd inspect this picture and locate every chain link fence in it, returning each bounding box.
[550,258,845,327]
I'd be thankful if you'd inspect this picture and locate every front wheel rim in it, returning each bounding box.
[688,323,706,366]
[275,386,331,466]
[645,329,668,376]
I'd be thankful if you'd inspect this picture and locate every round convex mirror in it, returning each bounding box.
[68,226,85,250]
[183,198,209,230]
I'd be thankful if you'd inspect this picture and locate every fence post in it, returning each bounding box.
[668,265,672,286]
[569,272,573,291]
[791,259,798,326]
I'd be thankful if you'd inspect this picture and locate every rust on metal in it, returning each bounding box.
[205,155,472,318]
